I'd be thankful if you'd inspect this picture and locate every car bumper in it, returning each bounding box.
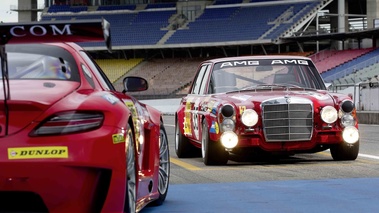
[0,126,127,213]
[235,131,344,152]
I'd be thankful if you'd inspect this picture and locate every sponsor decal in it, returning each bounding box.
[239,106,246,115]
[271,59,309,65]
[211,101,220,115]
[192,98,201,139]
[10,24,73,37]
[210,121,219,134]
[220,60,259,68]
[207,100,216,112]
[216,59,310,69]
[184,97,193,135]
[8,146,68,160]
[112,133,125,144]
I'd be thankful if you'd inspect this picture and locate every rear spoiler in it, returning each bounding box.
[0,19,111,52]
[0,19,111,136]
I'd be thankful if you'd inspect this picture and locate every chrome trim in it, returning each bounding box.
[261,97,313,142]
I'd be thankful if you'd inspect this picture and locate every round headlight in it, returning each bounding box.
[321,106,338,124]
[341,100,354,113]
[241,109,258,127]
[220,131,238,149]
[341,114,355,127]
[342,126,359,144]
[221,118,235,131]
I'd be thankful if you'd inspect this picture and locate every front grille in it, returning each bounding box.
[262,98,313,142]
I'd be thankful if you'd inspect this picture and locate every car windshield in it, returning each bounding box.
[210,59,326,93]
[0,44,79,81]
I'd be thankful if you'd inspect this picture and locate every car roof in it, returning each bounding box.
[203,55,312,64]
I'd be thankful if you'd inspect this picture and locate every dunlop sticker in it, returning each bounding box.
[8,146,68,160]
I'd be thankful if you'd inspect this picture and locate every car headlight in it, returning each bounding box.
[342,126,359,144]
[241,109,258,127]
[220,131,238,149]
[340,114,355,127]
[320,106,338,124]
[221,104,234,117]
[340,100,354,113]
[221,118,235,131]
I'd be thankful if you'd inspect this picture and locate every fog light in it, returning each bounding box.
[341,114,355,127]
[221,118,235,131]
[220,131,238,149]
[342,126,359,144]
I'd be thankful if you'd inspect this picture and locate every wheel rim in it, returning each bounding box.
[158,127,170,194]
[201,124,207,159]
[174,122,179,152]
[127,128,136,213]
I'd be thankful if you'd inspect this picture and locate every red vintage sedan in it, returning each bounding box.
[175,56,359,165]
[0,20,169,212]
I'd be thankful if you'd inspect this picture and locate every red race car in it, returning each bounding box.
[175,56,359,165]
[0,20,170,213]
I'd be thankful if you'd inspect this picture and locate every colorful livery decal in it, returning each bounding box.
[210,121,219,134]
[183,97,193,136]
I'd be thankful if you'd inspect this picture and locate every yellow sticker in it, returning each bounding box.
[184,113,192,135]
[112,133,125,144]
[239,106,246,115]
[8,146,68,160]
[215,122,219,134]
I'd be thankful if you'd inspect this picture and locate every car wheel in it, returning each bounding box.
[125,125,136,213]
[330,140,359,161]
[201,121,228,165]
[150,123,170,206]
[175,117,200,158]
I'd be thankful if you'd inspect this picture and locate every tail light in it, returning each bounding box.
[31,111,104,136]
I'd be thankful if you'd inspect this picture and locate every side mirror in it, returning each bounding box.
[123,76,148,92]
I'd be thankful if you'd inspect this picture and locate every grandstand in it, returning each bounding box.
[11,0,379,106]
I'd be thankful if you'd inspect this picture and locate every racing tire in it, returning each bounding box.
[175,117,200,158]
[125,125,136,213]
[201,121,228,165]
[330,140,359,161]
[150,123,170,206]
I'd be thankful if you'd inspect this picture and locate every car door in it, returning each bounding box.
[183,63,212,141]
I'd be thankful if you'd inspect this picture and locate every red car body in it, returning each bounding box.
[0,20,169,212]
[175,56,359,165]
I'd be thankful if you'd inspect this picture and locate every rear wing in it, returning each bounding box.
[0,19,111,52]
[0,19,111,136]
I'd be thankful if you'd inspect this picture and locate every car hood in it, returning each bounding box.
[0,80,80,135]
[213,89,336,108]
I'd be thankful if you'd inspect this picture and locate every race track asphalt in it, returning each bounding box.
[142,178,379,213]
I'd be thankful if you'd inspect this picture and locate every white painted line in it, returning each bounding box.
[359,153,379,160]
